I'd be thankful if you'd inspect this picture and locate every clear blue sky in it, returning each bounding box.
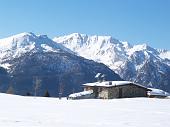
[0,0,169,50]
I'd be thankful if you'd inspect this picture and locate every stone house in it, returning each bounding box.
[82,81,150,99]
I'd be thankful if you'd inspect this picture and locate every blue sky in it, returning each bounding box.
[0,0,169,49]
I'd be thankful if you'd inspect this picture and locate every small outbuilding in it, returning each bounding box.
[82,81,150,99]
[68,90,93,100]
[147,88,170,98]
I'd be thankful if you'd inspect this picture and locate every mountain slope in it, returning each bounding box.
[0,32,73,63]
[54,33,170,92]
[0,32,122,96]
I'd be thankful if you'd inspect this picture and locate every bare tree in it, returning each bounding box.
[34,76,41,97]
[58,82,64,99]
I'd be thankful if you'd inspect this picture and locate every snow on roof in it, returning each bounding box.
[68,90,93,98]
[82,81,147,88]
[148,88,170,96]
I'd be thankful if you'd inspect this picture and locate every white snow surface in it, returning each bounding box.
[159,50,170,59]
[83,81,134,87]
[0,63,11,70]
[0,93,170,127]
[68,90,93,98]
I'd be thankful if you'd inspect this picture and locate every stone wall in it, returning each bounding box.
[98,87,109,99]
[108,84,147,99]
[84,84,148,99]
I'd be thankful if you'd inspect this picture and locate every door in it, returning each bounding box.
[93,86,98,98]
[119,88,122,98]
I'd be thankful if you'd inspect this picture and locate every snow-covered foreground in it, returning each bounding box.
[0,93,170,127]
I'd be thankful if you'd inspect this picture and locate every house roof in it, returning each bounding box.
[83,81,148,89]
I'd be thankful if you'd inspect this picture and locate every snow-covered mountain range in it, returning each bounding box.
[0,32,169,95]
[0,32,121,96]
[54,33,170,92]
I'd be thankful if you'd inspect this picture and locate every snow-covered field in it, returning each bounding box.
[0,93,170,127]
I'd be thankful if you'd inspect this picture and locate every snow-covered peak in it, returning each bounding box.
[121,41,132,49]
[54,33,87,42]
[54,33,120,46]
[0,32,47,51]
[53,34,131,71]
[54,33,125,66]
[1,33,30,52]
[126,43,159,57]
[53,34,169,65]
[132,43,148,50]
[68,33,86,38]
[0,32,39,43]
[0,32,73,62]
[8,32,36,39]
[131,43,155,52]
[0,32,71,51]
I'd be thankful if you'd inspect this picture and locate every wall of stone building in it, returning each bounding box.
[108,87,119,99]
[98,87,109,99]
[121,85,147,98]
[108,84,147,99]
[84,84,147,99]
[84,86,93,91]
[85,86,109,99]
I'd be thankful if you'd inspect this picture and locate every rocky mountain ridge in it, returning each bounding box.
[53,33,170,92]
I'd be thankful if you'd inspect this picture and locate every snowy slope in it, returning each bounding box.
[160,52,170,59]
[54,33,170,92]
[54,33,126,70]
[0,93,170,127]
[0,32,72,66]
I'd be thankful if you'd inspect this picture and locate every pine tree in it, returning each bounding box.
[44,90,50,97]
[6,85,14,94]
[26,92,31,96]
